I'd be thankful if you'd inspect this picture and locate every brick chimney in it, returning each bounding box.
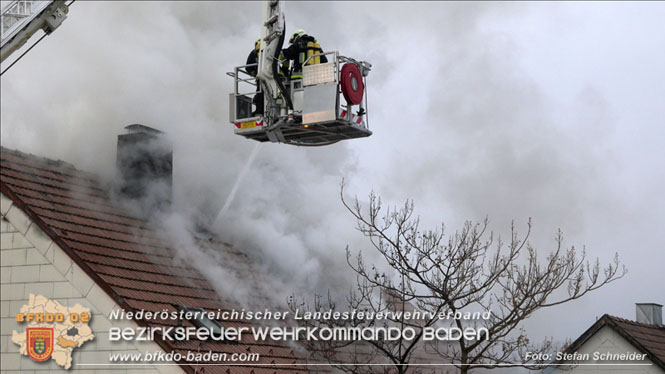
[116,124,172,214]
[636,303,663,326]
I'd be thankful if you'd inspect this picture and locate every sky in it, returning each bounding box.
[1,1,664,348]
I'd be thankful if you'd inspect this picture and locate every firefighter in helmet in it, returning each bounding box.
[282,29,327,80]
[246,37,263,116]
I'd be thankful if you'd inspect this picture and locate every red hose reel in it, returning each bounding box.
[340,63,364,105]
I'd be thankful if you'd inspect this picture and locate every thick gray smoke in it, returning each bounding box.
[1,2,664,347]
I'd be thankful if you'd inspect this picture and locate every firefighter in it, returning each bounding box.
[246,37,260,76]
[246,37,263,116]
[282,29,327,80]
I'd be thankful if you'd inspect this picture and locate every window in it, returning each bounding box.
[176,305,223,336]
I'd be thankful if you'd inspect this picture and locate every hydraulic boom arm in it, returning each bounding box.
[256,0,291,119]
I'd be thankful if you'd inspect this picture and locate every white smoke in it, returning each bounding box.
[1,2,664,345]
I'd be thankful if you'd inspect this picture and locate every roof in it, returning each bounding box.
[124,124,165,134]
[564,313,665,370]
[0,147,307,374]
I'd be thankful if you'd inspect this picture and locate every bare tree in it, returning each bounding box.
[289,184,625,374]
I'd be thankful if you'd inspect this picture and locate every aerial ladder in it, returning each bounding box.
[228,0,373,146]
[1,0,69,64]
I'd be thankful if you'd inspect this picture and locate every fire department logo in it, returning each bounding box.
[27,327,54,362]
[13,294,95,369]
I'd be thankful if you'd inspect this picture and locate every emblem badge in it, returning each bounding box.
[27,328,54,362]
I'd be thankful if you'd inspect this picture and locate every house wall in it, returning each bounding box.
[1,192,183,374]
[548,325,663,374]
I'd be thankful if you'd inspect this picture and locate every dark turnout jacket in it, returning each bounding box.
[246,48,258,76]
[282,35,327,76]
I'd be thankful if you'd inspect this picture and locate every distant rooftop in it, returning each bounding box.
[563,314,665,370]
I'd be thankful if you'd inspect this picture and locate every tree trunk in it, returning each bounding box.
[460,350,469,374]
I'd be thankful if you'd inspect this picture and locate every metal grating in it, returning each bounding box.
[303,62,336,87]
[1,0,48,40]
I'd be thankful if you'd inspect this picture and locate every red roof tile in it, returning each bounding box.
[1,147,309,374]
[606,315,665,367]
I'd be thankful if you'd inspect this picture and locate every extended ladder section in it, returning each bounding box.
[229,52,372,146]
[1,0,68,63]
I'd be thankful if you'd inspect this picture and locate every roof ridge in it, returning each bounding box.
[606,314,665,330]
[1,146,78,172]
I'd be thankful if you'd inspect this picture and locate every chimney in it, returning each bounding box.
[116,124,173,214]
[635,303,663,326]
